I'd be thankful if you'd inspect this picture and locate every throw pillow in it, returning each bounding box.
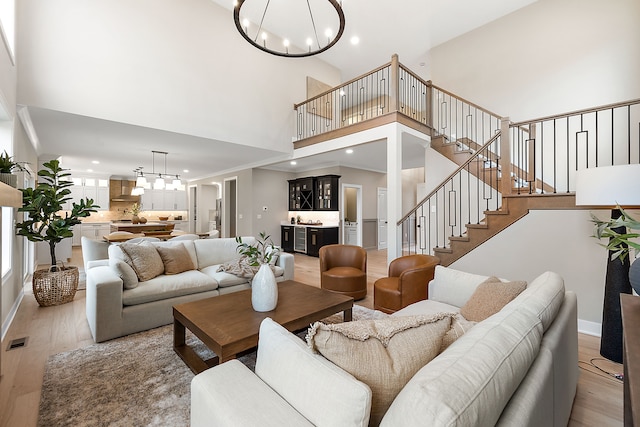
[155,244,195,275]
[119,242,165,282]
[440,313,476,352]
[307,313,455,426]
[459,276,527,322]
[109,258,139,289]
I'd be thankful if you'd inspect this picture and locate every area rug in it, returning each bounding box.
[38,305,387,427]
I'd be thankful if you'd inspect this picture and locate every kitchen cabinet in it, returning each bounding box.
[66,177,110,211]
[81,223,111,240]
[314,175,340,211]
[141,188,187,211]
[306,227,339,257]
[288,175,340,211]
[72,224,82,246]
[288,177,315,211]
[281,225,294,252]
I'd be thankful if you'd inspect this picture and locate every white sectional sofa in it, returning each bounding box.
[85,237,294,342]
[191,267,578,427]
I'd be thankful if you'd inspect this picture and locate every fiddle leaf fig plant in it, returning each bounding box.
[236,231,279,266]
[591,207,640,262]
[16,159,99,270]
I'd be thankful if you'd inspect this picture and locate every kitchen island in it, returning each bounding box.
[110,222,175,234]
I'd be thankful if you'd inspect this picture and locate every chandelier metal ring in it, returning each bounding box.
[233,0,345,58]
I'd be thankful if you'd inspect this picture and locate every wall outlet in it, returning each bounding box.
[238,214,243,219]
[257,214,262,219]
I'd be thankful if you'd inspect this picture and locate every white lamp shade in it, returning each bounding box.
[136,176,147,187]
[153,176,165,190]
[575,164,640,207]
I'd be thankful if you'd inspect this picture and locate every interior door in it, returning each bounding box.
[377,187,387,249]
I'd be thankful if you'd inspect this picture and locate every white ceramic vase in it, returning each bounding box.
[252,263,278,312]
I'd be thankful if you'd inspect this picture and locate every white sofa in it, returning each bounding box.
[85,237,294,342]
[191,267,578,427]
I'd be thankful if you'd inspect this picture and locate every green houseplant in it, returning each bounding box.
[16,159,99,306]
[0,150,30,188]
[236,232,280,312]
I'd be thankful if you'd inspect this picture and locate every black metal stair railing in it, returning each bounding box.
[399,132,502,256]
[509,99,640,195]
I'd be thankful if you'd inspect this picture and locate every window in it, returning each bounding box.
[0,119,13,277]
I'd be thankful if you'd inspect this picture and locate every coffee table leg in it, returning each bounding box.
[344,307,353,322]
[174,318,186,348]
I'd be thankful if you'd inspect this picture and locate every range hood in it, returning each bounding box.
[110,179,140,202]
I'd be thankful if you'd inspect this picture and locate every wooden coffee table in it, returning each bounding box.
[173,280,354,374]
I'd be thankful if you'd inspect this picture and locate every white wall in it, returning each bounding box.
[427,0,640,122]
[16,0,341,153]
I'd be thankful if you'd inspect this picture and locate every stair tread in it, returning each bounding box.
[433,247,453,254]
[449,236,470,242]
[466,223,488,229]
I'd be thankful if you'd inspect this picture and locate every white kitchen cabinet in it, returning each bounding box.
[81,223,111,240]
[72,224,83,246]
[141,188,187,211]
[65,177,110,211]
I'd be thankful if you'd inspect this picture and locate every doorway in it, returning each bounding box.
[341,184,362,246]
[223,177,237,238]
[189,185,197,234]
[377,187,388,249]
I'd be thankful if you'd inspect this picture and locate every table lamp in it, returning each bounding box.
[576,164,640,363]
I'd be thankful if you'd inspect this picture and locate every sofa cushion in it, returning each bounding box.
[428,266,491,308]
[440,314,477,352]
[503,271,565,332]
[119,242,165,282]
[460,276,527,322]
[256,318,372,427]
[122,270,218,306]
[109,258,139,289]
[380,309,543,427]
[393,299,460,317]
[307,314,454,426]
[194,237,256,269]
[155,244,196,275]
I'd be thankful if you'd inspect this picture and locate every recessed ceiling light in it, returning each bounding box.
[350,36,359,45]
[290,161,297,165]
[92,160,100,164]
[86,169,93,172]
[346,149,354,154]
[183,169,189,173]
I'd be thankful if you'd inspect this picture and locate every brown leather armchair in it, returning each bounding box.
[319,244,367,300]
[373,254,440,314]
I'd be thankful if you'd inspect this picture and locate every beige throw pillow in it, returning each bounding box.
[459,276,527,322]
[307,313,455,426]
[155,244,195,275]
[119,242,164,282]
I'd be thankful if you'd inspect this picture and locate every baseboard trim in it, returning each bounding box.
[578,319,601,337]
[1,287,24,342]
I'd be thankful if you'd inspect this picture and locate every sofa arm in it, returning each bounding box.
[191,360,313,427]
[277,252,294,281]
[87,259,109,269]
[85,265,124,342]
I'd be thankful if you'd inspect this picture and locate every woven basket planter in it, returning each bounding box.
[32,265,79,307]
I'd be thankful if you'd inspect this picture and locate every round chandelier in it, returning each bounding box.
[233,0,345,58]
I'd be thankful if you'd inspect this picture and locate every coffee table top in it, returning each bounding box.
[173,280,354,360]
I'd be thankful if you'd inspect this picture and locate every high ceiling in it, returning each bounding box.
[21,0,538,181]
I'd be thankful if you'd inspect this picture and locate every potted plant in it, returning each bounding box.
[126,202,143,223]
[236,232,280,312]
[0,150,30,188]
[591,206,640,292]
[16,159,99,306]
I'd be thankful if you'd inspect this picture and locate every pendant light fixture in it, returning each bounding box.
[234,0,345,58]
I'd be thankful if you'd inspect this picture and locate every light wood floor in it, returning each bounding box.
[0,248,624,426]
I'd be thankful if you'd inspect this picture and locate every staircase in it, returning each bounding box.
[400,99,640,265]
